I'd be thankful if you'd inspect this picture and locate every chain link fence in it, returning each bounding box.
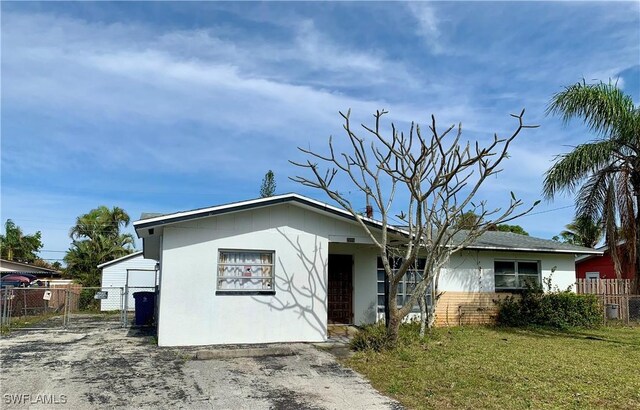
[628,295,640,324]
[1,285,157,331]
[598,294,640,326]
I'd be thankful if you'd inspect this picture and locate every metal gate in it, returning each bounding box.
[1,285,156,331]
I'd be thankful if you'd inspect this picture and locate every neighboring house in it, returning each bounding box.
[575,244,636,280]
[134,193,601,347]
[98,252,158,311]
[0,259,61,279]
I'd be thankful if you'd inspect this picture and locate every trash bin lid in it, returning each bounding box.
[133,291,155,298]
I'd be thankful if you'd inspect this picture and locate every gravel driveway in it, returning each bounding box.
[0,324,401,409]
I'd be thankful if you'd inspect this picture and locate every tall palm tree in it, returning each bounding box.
[543,80,639,282]
[65,206,134,287]
[69,206,131,242]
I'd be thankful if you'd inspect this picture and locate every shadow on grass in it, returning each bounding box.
[495,325,640,346]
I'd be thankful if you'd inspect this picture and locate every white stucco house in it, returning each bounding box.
[134,193,601,347]
[98,252,158,311]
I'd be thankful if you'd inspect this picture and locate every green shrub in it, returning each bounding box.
[78,289,100,311]
[350,322,392,352]
[496,295,528,327]
[539,292,602,328]
[351,321,431,351]
[496,285,602,329]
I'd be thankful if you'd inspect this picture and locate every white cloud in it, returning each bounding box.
[406,2,444,54]
[2,10,497,176]
[2,2,638,251]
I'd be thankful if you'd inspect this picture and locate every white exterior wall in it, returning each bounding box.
[152,198,581,345]
[319,247,577,325]
[157,204,373,347]
[100,254,157,311]
[383,250,579,324]
[440,250,577,292]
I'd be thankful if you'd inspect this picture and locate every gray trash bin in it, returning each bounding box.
[606,303,619,319]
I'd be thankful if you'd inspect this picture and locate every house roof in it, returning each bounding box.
[140,212,165,220]
[134,193,601,255]
[134,193,391,235]
[575,241,628,263]
[0,259,59,273]
[457,231,602,255]
[97,251,144,269]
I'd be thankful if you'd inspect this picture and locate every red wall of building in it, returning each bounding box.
[576,250,635,280]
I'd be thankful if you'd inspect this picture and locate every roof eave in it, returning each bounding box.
[464,245,603,255]
[97,251,144,268]
[133,194,404,238]
[0,259,57,273]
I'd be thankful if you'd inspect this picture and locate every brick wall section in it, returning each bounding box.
[434,292,513,326]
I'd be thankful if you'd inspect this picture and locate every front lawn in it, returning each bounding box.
[345,325,640,409]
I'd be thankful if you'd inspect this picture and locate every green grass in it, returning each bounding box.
[0,312,64,334]
[345,324,640,409]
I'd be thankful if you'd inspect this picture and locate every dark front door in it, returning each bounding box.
[328,254,353,324]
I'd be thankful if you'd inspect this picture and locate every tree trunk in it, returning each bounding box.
[386,311,401,346]
[427,300,437,329]
[418,294,427,338]
[427,274,439,329]
[636,187,640,294]
[384,272,390,327]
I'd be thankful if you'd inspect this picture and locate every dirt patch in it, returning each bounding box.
[259,386,324,410]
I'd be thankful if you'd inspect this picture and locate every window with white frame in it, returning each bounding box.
[377,258,432,313]
[217,250,275,293]
[494,260,540,290]
[585,272,600,281]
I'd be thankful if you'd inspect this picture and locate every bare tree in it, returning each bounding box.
[291,109,539,344]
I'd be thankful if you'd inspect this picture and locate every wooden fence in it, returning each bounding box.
[576,278,635,295]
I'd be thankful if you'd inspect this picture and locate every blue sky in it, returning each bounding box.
[1,1,639,264]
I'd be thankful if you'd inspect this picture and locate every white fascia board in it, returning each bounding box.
[133,193,403,237]
[97,251,144,269]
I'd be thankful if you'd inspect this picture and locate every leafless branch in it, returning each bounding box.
[290,109,539,342]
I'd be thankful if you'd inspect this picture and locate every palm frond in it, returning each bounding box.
[602,180,623,279]
[616,168,636,264]
[561,215,603,248]
[547,80,636,139]
[575,166,618,220]
[543,140,618,199]
[547,80,639,283]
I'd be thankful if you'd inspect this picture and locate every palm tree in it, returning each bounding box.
[558,216,603,248]
[543,80,639,282]
[69,206,131,241]
[65,206,135,287]
[0,219,43,263]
